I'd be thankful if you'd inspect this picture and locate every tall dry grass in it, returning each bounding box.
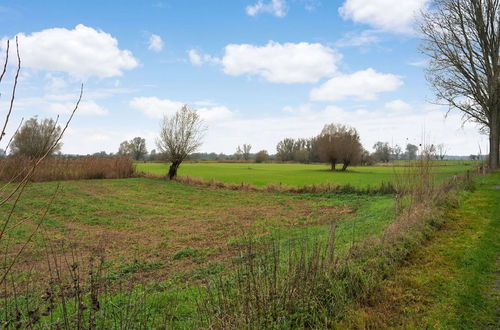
[0,156,136,182]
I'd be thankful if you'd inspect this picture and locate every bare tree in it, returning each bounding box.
[234,145,243,160]
[372,141,392,163]
[405,143,419,160]
[242,144,252,160]
[156,105,206,179]
[436,143,448,160]
[420,0,500,168]
[10,117,62,158]
[255,150,269,163]
[276,138,295,162]
[317,123,362,171]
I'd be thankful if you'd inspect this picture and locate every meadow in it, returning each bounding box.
[1,160,495,328]
[2,177,394,287]
[136,161,475,188]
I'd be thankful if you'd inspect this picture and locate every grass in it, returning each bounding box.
[136,161,474,188]
[0,177,394,288]
[346,171,500,328]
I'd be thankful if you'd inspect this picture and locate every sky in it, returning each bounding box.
[0,0,488,156]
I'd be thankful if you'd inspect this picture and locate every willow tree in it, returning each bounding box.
[157,105,206,179]
[420,0,500,168]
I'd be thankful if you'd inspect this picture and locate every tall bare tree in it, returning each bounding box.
[242,144,252,160]
[317,123,362,171]
[420,0,500,168]
[157,105,206,179]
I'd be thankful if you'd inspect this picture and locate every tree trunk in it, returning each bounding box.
[490,110,499,169]
[330,162,336,171]
[341,161,349,171]
[167,162,180,180]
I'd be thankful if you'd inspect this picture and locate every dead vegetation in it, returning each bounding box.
[0,156,136,182]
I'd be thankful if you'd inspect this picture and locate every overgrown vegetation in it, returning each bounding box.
[0,156,135,181]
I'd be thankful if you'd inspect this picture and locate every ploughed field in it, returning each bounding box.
[136,161,475,188]
[1,177,394,286]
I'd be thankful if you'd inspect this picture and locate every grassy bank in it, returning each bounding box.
[345,172,500,328]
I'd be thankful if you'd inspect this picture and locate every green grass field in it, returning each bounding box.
[136,161,475,188]
[2,177,394,287]
[348,171,500,328]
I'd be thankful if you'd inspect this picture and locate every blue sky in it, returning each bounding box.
[0,0,486,155]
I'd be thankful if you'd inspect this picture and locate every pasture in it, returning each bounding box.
[2,177,394,287]
[136,161,475,188]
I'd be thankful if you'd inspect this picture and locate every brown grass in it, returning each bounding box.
[0,156,136,182]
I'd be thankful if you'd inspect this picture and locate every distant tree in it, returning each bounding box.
[118,137,147,160]
[157,105,206,179]
[0,148,5,158]
[436,143,448,160]
[405,143,419,160]
[360,149,375,166]
[10,117,62,158]
[255,150,269,163]
[336,126,363,171]
[276,138,295,162]
[420,0,500,169]
[372,142,392,163]
[129,137,148,160]
[234,146,243,160]
[92,151,110,157]
[242,144,252,160]
[293,149,310,163]
[317,123,362,171]
[118,141,131,157]
[392,144,402,160]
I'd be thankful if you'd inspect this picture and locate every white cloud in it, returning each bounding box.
[2,24,138,78]
[222,41,340,83]
[148,34,164,52]
[246,0,287,17]
[45,73,68,91]
[335,30,380,47]
[129,97,184,119]
[49,100,109,116]
[188,49,220,66]
[310,68,403,101]
[385,99,412,112]
[198,104,485,156]
[282,103,312,114]
[339,0,429,34]
[129,96,233,122]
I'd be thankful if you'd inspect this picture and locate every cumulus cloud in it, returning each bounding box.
[188,49,220,66]
[49,100,109,116]
[198,104,484,156]
[222,41,340,83]
[246,0,287,17]
[2,24,138,78]
[310,68,403,101]
[148,34,164,52]
[129,96,233,122]
[339,0,429,34]
[385,99,412,112]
